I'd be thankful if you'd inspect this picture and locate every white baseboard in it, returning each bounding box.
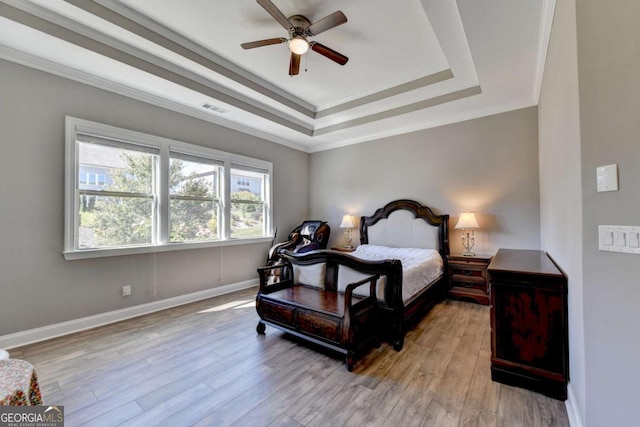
[0,279,258,350]
[565,383,584,427]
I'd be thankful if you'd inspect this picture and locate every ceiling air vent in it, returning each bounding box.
[200,102,230,115]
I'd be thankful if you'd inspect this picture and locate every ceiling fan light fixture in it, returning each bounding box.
[242,3,348,75]
[288,36,309,55]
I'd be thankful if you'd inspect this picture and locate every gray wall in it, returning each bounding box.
[0,59,309,336]
[538,0,585,421]
[310,107,541,255]
[577,1,640,425]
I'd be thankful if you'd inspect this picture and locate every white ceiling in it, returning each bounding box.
[0,0,555,152]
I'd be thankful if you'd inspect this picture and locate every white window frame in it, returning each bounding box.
[168,150,223,243]
[229,164,271,239]
[64,117,273,260]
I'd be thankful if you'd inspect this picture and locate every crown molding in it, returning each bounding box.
[533,0,557,102]
[0,45,311,152]
[69,0,316,116]
[0,0,314,134]
[313,85,482,136]
[308,98,537,153]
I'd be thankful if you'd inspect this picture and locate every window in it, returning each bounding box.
[76,138,159,249]
[169,152,221,243]
[65,117,273,259]
[230,165,269,239]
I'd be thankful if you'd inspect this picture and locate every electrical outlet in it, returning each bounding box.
[122,285,132,296]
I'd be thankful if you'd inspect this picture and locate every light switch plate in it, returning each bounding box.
[597,164,618,192]
[599,225,640,254]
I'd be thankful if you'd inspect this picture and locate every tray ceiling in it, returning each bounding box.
[0,0,555,152]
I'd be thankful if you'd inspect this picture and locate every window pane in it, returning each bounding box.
[78,195,154,248]
[230,169,263,200]
[230,201,264,238]
[170,199,219,242]
[77,141,157,250]
[78,142,155,194]
[169,155,220,243]
[230,168,266,238]
[170,157,218,199]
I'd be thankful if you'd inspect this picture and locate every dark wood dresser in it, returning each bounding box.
[487,249,568,400]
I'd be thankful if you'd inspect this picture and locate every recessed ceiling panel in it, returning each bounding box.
[0,0,554,152]
[119,0,449,109]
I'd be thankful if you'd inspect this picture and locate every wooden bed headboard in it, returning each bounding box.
[359,199,449,257]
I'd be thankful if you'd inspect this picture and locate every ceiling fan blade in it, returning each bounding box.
[241,38,288,50]
[310,42,349,65]
[306,11,347,36]
[289,53,301,76]
[257,0,293,31]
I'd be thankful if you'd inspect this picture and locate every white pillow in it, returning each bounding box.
[292,263,326,289]
[337,265,386,301]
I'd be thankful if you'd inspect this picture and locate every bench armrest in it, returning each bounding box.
[344,274,380,311]
[257,264,293,294]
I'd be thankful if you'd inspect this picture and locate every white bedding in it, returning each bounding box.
[344,244,444,303]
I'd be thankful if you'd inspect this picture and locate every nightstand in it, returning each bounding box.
[331,246,356,252]
[447,254,492,305]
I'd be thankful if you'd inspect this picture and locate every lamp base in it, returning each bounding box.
[343,231,353,249]
[461,230,476,258]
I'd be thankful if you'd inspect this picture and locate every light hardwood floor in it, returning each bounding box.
[11,288,569,427]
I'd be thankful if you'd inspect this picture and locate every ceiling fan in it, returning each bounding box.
[241,0,349,76]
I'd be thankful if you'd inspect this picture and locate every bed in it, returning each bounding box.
[346,199,450,350]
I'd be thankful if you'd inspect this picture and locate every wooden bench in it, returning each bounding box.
[256,250,393,371]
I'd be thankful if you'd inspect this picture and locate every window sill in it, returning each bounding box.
[63,237,274,260]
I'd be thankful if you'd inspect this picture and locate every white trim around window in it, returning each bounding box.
[64,117,273,260]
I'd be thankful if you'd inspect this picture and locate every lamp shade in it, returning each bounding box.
[454,212,479,229]
[340,215,355,229]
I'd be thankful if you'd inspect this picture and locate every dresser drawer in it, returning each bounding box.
[297,310,340,343]
[452,281,485,292]
[450,258,488,267]
[451,273,485,285]
[450,264,487,277]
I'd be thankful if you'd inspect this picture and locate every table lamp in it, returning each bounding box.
[455,212,480,257]
[339,214,355,248]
